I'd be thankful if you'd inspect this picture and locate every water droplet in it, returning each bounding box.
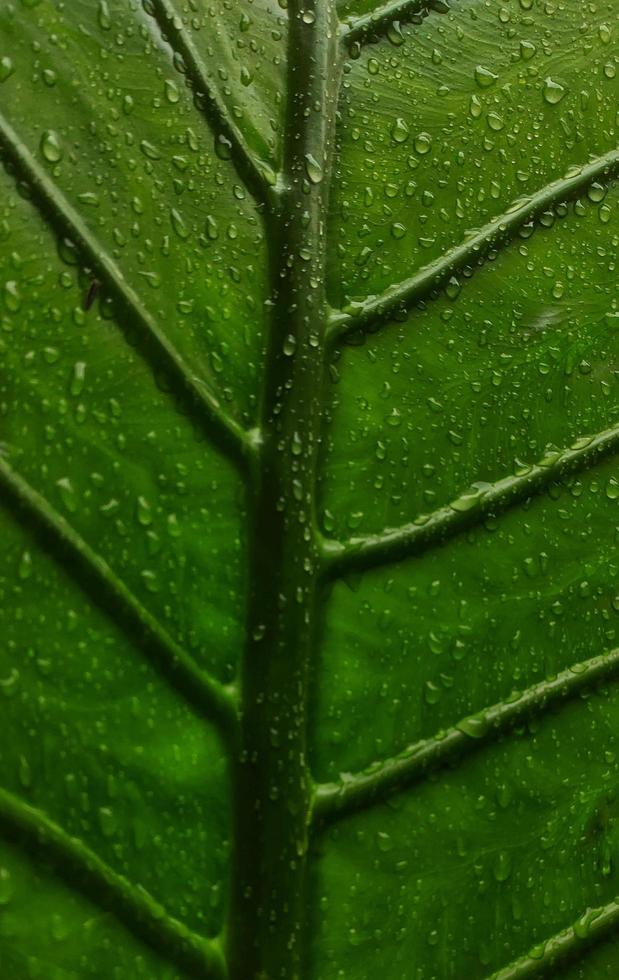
[167,513,181,538]
[0,57,14,83]
[164,79,180,103]
[607,478,619,500]
[98,806,118,837]
[487,112,504,132]
[56,477,77,513]
[469,94,482,119]
[304,153,323,183]
[0,868,13,905]
[391,117,410,144]
[543,77,566,105]
[18,550,32,581]
[18,755,31,789]
[474,65,498,88]
[457,712,489,739]
[203,215,218,241]
[170,208,189,239]
[141,569,159,593]
[424,681,441,705]
[493,851,512,882]
[98,0,112,29]
[215,135,232,160]
[137,496,153,527]
[587,182,606,203]
[140,139,161,160]
[70,361,86,396]
[520,40,536,60]
[3,280,21,313]
[40,130,63,163]
[414,131,432,155]
[386,21,405,46]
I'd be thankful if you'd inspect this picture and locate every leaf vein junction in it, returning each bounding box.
[313,645,619,825]
[328,147,619,342]
[0,787,226,980]
[147,0,275,203]
[0,111,254,471]
[0,456,238,736]
[322,420,619,576]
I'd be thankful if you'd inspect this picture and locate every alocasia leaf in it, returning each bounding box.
[1,0,619,978]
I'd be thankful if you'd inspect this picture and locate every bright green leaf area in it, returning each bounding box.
[2,0,619,979]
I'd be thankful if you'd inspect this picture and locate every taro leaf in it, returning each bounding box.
[1,1,619,979]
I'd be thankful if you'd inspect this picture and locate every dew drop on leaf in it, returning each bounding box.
[0,868,13,906]
[474,65,498,88]
[390,118,409,144]
[304,153,323,183]
[542,77,567,105]
[0,56,14,83]
[40,130,62,163]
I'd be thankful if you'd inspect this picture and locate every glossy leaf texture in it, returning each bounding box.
[2,1,619,979]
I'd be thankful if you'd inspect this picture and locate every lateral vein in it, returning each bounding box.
[328,147,619,342]
[0,111,253,471]
[147,0,274,203]
[322,421,619,577]
[313,645,619,825]
[342,0,447,47]
[0,456,238,736]
[484,895,619,980]
[0,787,226,980]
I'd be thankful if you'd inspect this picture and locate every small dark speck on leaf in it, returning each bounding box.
[84,279,102,311]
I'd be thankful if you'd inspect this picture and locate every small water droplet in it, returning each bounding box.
[18,550,32,581]
[0,868,13,905]
[3,280,21,313]
[136,496,153,527]
[0,56,14,83]
[56,477,78,513]
[98,806,118,837]
[70,361,86,396]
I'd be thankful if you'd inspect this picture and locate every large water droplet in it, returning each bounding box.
[304,153,323,183]
[474,65,498,88]
[40,130,63,163]
[391,117,410,143]
[543,77,566,105]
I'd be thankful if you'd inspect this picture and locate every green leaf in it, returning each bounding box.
[1,1,619,978]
